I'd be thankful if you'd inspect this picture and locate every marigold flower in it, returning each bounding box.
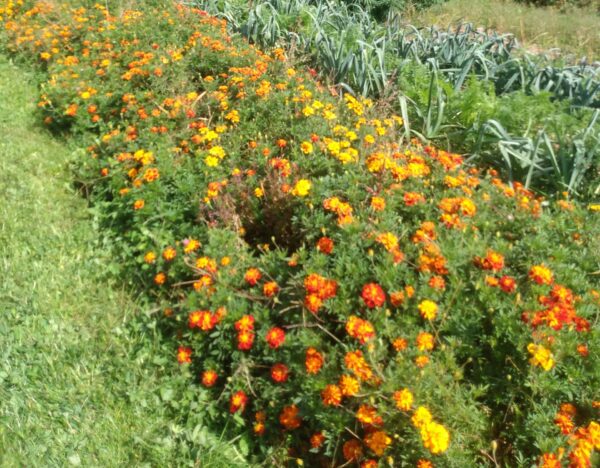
[304,293,323,313]
[321,384,342,406]
[529,264,554,285]
[362,283,386,308]
[364,430,391,456]
[154,272,166,285]
[361,460,377,468]
[144,251,156,264]
[416,332,435,352]
[177,346,192,364]
[499,275,517,293]
[133,199,145,210]
[538,452,562,468]
[390,291,405,307]
[263,281,279,297]
[310,432,325,449]
[345,350,372,381]
[346,315,376,344]
[316,236,334,254]
[265,327,285,348]
[418,300,438,320]
[291,179,311,197]
[237,330,255,351]
[339,374,360,396]
[356,405,383,426]
[305,347,324,374]
[371,196,386,211]
[279,404,301,430]
[235,315,255,332]
[162,246,177,261]
[244,267,262,286]
[420,421,450,454]
[416,460,434,468]
[475,250,505,272]
[201,370,218,387]
[343,439,363,461]
[271,363,289,383]
[393,388,413,411]
[229,390,248,414]
[300,141,313,154]
[415,355,430,367]
[527,343,554,371]
[393,337,408,351]
[412,406,433,428]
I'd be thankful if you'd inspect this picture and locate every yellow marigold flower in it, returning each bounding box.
[292,179,311,197]
[364,134,375,144]
[527,343,554,371]
[371,196,386,211]
[254,187,264,198]
[302,106,315,117]
[588,204,600,211]
[420,421,450,454]
[205,153,219,166]
[300,141,313,154]
[418,300,438,320]
[416,332,435,352]
[412,406,433,429]
[208,145,226,159]
[393,388,413,411]
[364,430,391,456]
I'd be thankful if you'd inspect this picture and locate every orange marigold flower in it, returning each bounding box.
[417,459,434,468]
[529,264,554,285]
[133,199,145,210]
[316,236,334,254]
[393,388,414,411]
[304,293,323,314]
[343,439,363,461]
[310,432,326,449]
[538,452,562,468]
[418,300,438,320]
[265,327,286,349]
[344,350,372,381]
[201,370,218,387]
[339,374,360,397]
[356,405,383,426]
[177,346,192,364]
[235,315,255,331]
[263,281,279,297]
[346,315,376,344]
[577,344,589,357]
[271,363,289,383]
[321,384,342,406]
[499,275,517,293]
[475,250,505,272]
[229,390,248,414]
[371,196,386,211]
[361,283,386,308]
[554,412,574,435]
[154,272,166,285]
[279,404,301,430]
[415,355,430,367]
[244,267,262,286]
[144,251,156,264]
[162,246,177,261]
[237,330,255,351]
[305,347,324,374]
[364,430,391,456]
[428,275,446,290]
[416,332,435,352]
[390,291,405,307]
[404,191,426,206]
[393,337,408,351]
[361,460,378,468]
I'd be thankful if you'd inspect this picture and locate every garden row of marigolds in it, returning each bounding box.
[1,0,598,466]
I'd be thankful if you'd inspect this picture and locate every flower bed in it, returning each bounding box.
[1,1,599,466]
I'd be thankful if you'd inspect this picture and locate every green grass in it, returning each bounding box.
[0,54,247,467]
[408,0,600,60]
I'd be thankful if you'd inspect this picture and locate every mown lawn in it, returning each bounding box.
[0,55,246,467]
